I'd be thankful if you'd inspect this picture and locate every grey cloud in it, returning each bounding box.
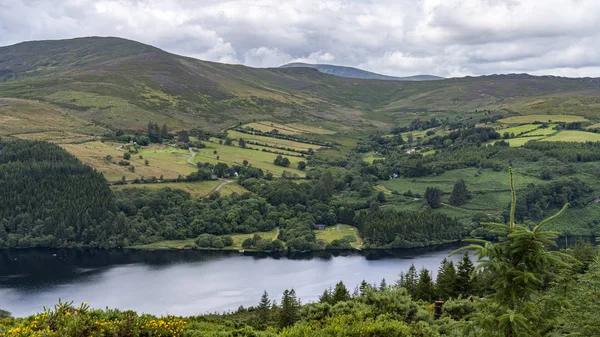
[2,0,600,77]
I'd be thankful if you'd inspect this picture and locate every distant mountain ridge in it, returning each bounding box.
[2,36,600,132]
[280,62,443,81]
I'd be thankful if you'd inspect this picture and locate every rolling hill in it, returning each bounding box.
[280,62,443,81]
[1,36,600,135]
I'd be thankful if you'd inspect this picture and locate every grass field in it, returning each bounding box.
[241,121,337,135]
[374,184,393,195]
[384,168,543,197]
[61,142,197,181]
[364,153,386,163]
[227,130,324,152]
[542,130,600,142]
[504,136,547,147]
[524,124,559,136]
[497,124,540,135]
[130,228,279,250]
[586,123,600,130]
[194,140,306,177]
[110,180,229,198]
[286,123,337,135]
[315,225,362,248]
[499,115,587,124]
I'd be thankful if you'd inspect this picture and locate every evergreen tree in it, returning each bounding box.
[318,288,332,304]
[449,179,470,206]
[278,289,299,328]
[177,130,190,143]
[400,264,418,295]
[161,123,169,138]
[239,138,246,148]
[425,186,443,208]
[256,290,271,325]
[331,281,351,304]
[379,278,387,291]
[456,251,475,295]
[359,280,371,295]
[415,268,435,301]
[436,258,457,300]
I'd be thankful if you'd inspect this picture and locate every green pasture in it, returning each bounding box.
[315,225,362,248]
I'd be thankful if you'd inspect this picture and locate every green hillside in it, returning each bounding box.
[2,37,600,134]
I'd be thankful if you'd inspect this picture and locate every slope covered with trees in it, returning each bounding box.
[0,138,117,248]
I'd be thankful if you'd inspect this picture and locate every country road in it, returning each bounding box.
[201,180,233,199]
[187,148,196,165]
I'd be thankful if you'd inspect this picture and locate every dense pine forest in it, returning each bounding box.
[0,138,118,247]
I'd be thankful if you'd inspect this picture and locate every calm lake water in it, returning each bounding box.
[0,245,468,317]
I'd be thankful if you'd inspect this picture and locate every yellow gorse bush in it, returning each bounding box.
[0,301,188,337]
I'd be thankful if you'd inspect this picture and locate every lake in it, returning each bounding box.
[1,244,466,317]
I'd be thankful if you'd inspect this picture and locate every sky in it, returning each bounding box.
[1,0,599,78]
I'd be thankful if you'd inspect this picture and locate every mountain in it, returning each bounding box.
[1,37,600,133]
[280,62,443,81]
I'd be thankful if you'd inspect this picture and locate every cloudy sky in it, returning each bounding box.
[1,0,599,77]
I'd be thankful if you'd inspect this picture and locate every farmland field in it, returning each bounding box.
[194,140,307,177]
[497,124,540,135]
[227,130,324,152]
[315,225,362,248]
[542,130,600,142]
[61,142,196,181]
[524,124,559,136]
[489,136,546,147]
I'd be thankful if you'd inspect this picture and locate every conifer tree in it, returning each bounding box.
[436,258,458,300]
[403,264,418,295]
[456,252,475,295]
[449,179,470,206]
[161,123,169,138]
[331,281,350,304]
[278,289,299,328]
[415,268,435,301]
[318,288,332,304]
[379,278,387,291]
[425,186,443,208]
[256,290,271,325]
